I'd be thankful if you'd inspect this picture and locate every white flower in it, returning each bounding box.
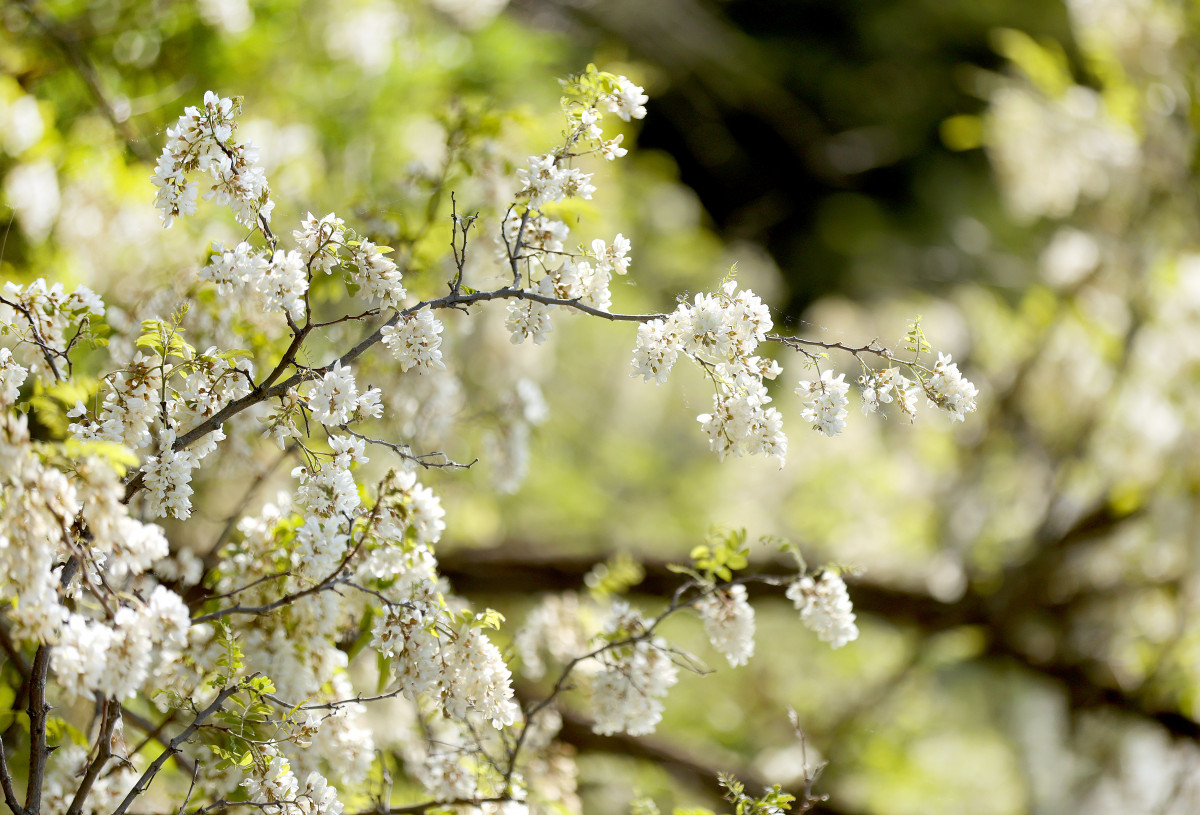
[786,572,858,649]
[601,134,628,160]
[382,309,445,373]
[352,238,406,307]
[0,348,28,408]
[796,370,850,437]
[589,603,679,736]
[506,297,553,345]
[925,353,978,422]
[294,211,346,274]
[696,584,755,667]
[631,318,680,384]
[443,621,520,729]
[307,361,360,427]
[606,76,648,122]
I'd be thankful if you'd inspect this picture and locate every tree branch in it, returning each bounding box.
[111,681,246,815]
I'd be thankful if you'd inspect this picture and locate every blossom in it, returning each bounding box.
[786,572,859,649]
[606,76,648,122]
[925,353,978,422]
[589,603,679,736]
[696,584,756,667]
[382,309,445,372]
[152,91,271,227]
[796,370,850,436]
[307,361,361,427]
[506,296,554,345]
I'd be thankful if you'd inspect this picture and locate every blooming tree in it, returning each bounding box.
[0,56,984,815]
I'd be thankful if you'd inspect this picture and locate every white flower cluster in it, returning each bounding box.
[371,602,519,730]
[786,572,859,650]
[242,748,343,815]
[696,584,756,667]
[203,213,405,320]
[504,73,643,344]
[633,280,787,464]
[0,404,179,645]
[505,283,556,346]
[589,603,679,736]
[518,154,596,211]
[858,367,921,420]
[515,593,595,680]
[204,241,309,320]
[53,586,189,700]
[382,308,445,372]
[0,347,28,407]
[71,347,255,519]
[152,90,272,228]
[605,76,649,122]
[0,278,105,379]
[796,370,850,437]
[306,361,382,427]
[924,353,979,422]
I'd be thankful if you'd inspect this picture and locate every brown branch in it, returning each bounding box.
[64,699,120,815]
[0,720,24,815]
[111,680,246,815]
[23,645,52,815]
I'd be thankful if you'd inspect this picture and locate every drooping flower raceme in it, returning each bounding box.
[152,91,272,228]
[796,370,851,437]
[696,584,756,668]
[382,308,445,372]
[924,353,979,422]
[786,572,859,649]
[632,280,787,464]
[589,603,680,736]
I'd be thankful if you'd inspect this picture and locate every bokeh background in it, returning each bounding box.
[5,0,1200,813]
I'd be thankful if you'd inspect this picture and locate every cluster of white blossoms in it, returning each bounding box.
[306,361,382,427]
[633,280,787,464]
[152,91,272,228]
[242,747,344,815]
[53,586,189,700]
[858,367,921,419]
[518,154,597,211]
[205,241,309,320]
[589,603,680,736]
[0,347,28,405]
[924,353,979,422]
[382,307,446,372]
[70,345,255,519]
[796,370,851,437]
[371,601,519,730]
[604,76,649,123]
[786,572,859,650]
[515,592,596,681]
[0,278,105,379]
[696,584,756,668]
[503,73,645,348]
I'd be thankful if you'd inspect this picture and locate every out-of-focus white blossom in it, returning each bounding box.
[696,584,756,667]
[787,572,859,649]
